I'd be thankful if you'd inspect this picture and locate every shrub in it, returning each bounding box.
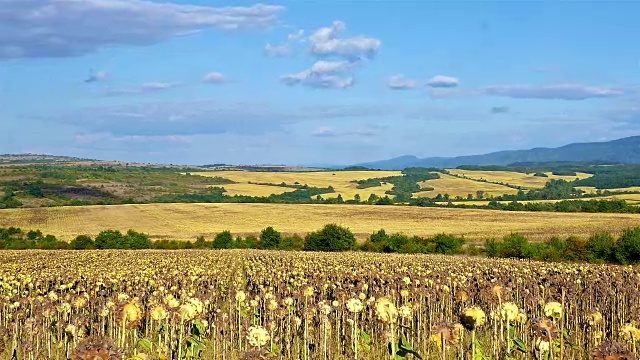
[615,227,640,264]
[70,235,95,250]
[586,232,616,263]
[95,230,124,249]
[499,233,532,259]
[260,227,282,249]
[212,231,233,249]
[194,236,208,249]
[280,234,304,251]
[431,234,465,255]
[124,230,151,249]
[304,224,356,252]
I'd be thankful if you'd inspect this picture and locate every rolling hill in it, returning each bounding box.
[358,135,640,170]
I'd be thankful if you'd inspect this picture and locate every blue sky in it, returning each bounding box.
[1,1,639,166]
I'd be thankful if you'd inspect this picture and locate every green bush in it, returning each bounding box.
[212,231,233,249]
[498,233,533,259]
[432,234,465,254]
[615,227,640,264]
[95,230,124,249]
[280,234,305,251]
[304,224,356,252]
[70,235,95,250]
[586,232,616,262]
[260,227,282,249]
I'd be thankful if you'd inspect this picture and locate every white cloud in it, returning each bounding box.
[287,29,305,42]
[426,75,459,88]
[388,75,418,90]
[59,101,391,137]
[282,60,354,89]
[281,72,354,89]
[104,82,178,96]
[264,43,291,57]
[312,126,338,137]
[310,60,351,73]
[312,126,380,138]
[0,0,285,59]
[203,72,226,83]
[309,21,381,60]
[484,84,624,100]
[84,70,109,83]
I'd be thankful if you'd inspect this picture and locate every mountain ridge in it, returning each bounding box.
[357,135,640,170]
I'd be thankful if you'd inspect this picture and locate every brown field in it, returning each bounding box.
[447,169,593,188]
[192,170,400,200]
[414,173,519,198]
[1,203,638,243]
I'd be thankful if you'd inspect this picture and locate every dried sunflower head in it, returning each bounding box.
[620,323,640,342]
[588,311,604,326]
[455,290,470,303]
[460,306,486,330]
[430,322,463,348]
[71,336,122,360]
[592,341,637,360]
[240,349,275,360]
[375,297,398,324]
[533,318,558,342]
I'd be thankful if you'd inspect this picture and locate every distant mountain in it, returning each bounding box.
[357,136,640,170]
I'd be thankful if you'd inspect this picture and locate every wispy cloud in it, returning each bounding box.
[311,126,380,138]
[426,75,459,88]
[491,106,510,114]
[202,72,226,84]
[58,102,394,138]
[312,127,338,137]
[282,60,354,89]
[387,75,419,90]
[104,82,178,96]
[277,21,380,89]
[84,70,109,83]
[308,21,381,60]
[264,43,292,57]
[0,0,285,59]
[484,84,624,100]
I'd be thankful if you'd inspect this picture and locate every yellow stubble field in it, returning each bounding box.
[413,173,520,198]
[446,169,593,188]
[1,203,638,243]
[193,170,400,200]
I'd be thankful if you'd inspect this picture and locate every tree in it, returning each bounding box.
[615,227,640,264]
[367,194,379,204]
[476,191,485,200]
[369,229,389,243]
[124,230,151,249]
[337,194,345,204]
[260,227,282,249]
[375,196,394,205]
[194,236,208,249]
[212,230,233,249]
[70,235,95,250]
[467,194,473,200]
[95,230,124,249]
[280,235,305,251]
[353,194,361,204]
[26,230,43,240]
[304,224,356,252]
[432,234,465,254]
[586,232,616,262]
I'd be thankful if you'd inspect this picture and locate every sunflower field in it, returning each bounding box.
[0,250,639,360]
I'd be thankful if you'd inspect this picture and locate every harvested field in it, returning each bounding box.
[447,169,593,188]
[414,173,519,198]
[1,203,638,243]
[192,170,400,200]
